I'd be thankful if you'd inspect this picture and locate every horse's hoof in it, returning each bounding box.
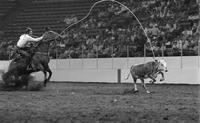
[160,79,165,81]
[44,83,47,87]
[133,90,139,93]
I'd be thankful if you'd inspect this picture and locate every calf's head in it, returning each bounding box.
[157,59,168,72]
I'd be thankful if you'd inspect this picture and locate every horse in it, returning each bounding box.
[2,30,60,88]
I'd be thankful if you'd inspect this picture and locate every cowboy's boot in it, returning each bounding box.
[26,63,33,71]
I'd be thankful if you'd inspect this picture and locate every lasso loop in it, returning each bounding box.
[59,0,155,59]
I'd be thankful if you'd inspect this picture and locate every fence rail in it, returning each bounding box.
[1,41,200,70]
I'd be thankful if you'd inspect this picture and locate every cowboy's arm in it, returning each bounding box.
[26,35,43,42]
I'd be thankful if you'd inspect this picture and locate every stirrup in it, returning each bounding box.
[26,64,32,70]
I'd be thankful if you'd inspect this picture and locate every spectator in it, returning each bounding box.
[87,49,96,58]
[149,24,161,37]
[63,14,78,26]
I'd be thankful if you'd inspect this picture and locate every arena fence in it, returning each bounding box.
[48,56,200,84]
[0,41,200,84]
[1,56,199,84]
[47,41,200,70]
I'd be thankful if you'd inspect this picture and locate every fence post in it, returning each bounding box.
[162,43,164,58]
[127,45,129,68]
[180,40,183,69]
[81,45,84,69]
[96,49,98,70]
[198,2,200,68]
[56,47,58,69]
[117,69,121,83]
[198,39,200,68]
[68,48,71,69]
[144,44,146,63]
[112,45,114,69]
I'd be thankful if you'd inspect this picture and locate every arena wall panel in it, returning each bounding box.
[0,56,199,84]
[182,56,199,68]
[51,69,117,82]
[81,59,97,69]
[112,58,129,69]
[98,58,113,69]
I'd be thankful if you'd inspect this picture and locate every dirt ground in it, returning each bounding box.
[0,82,199,123]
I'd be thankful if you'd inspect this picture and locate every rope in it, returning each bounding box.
[59,0,156,59]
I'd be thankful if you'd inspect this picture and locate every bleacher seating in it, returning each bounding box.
[0,0,198,59]
[0,1,16,19]
[2,0,106,42]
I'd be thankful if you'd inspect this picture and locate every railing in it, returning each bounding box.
[1,41,199,70]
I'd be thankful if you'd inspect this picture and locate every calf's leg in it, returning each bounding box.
[133,78,139,93]
[140,79,151,94]
[149,75,156,83]
[158,71,165,81]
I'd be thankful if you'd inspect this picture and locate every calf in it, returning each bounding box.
[125,59,168,94]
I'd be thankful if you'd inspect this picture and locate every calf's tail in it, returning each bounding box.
[125,71,131,80]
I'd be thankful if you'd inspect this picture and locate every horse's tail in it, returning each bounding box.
[2,71,9,84]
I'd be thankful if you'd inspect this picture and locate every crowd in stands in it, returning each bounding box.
[0,0,199,59]
[56,0,199,58]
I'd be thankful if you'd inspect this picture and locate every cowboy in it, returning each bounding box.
[14,27,44,62]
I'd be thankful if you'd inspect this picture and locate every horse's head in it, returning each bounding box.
[42,31,60,42]
[34,31,60,53]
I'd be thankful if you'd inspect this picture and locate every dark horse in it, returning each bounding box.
[2,31,59,88]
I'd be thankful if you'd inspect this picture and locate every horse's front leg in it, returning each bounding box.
[43,71,48,87]
[46,69,52,83]
[42,64,52,87]
[45,65,52,83]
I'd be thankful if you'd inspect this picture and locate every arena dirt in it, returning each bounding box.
[0,82,199,123]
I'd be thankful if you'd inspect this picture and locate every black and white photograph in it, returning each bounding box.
[0,0,199,122]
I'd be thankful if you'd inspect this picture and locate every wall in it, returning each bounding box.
[0,56,199,84]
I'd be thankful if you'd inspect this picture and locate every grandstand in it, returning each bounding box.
[0,0,16,19]
[0,0,199,59]
[1,0,99,40]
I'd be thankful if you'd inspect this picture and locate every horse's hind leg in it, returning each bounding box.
[43,71,47,87]
[44,65,52,86]
[46,68,52,82]
[34,63,48,87]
